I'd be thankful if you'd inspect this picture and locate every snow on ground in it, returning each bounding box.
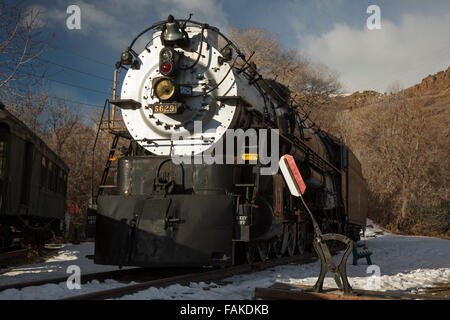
[0,220,448,299]
[120,219,450,300]
[0,278,133,300]
[0,242,124,285]
[0,242,137,299]
[0,242,139,300]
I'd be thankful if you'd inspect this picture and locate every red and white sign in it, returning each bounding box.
[279,154,306,197]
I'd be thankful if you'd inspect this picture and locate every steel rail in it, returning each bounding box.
[0,248,30,260]
[0,267,186,293]
[61,254,317,300]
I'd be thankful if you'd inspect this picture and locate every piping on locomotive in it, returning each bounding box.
[93,15,367,267]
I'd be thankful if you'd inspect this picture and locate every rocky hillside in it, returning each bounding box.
[335,66,450,110]
[327,66,450,236]
[404,67,450,96]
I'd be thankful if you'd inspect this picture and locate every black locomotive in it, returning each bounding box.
[93,16,367,268]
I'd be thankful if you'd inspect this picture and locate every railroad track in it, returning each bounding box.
[61,254,317,300]
[0,248,31,268]
[0,245,65,269]
[0,266,203,293]
[0,248,30,260]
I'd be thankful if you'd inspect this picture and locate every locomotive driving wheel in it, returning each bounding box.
[286,224,296,257]
[0,224,12,250]
[256,240,271,261]
[245,242,256,264]
[297,222,308,255]
[271,236,283,259]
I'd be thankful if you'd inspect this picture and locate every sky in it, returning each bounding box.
[29,0,450,111]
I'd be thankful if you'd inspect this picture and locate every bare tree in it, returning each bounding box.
[46,100,82,155]
[227,26,341,126]
[386,80,404,95]
[228,27,341,93]
[4,88,49,133]
[45,105,112,214]
[0,0,52,97]
[334,93,449,234]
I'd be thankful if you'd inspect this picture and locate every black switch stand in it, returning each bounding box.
[298,194,354,294]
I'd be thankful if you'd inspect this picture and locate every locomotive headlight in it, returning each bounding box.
[155,78,176,101]
[161,48,173,61]
[159,47,178,76]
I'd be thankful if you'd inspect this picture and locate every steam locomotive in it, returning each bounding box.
[94,16,367,267]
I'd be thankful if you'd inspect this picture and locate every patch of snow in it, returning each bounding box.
[119,219,450,300]
[45,250,79,263]
[0,242,126,286]
[0,279,135,300]
[364,218,386,238]
[0,220,448,300]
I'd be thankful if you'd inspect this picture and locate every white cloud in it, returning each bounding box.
[303,12,450,92]
[38,0,228,52]
[155,0,229,29]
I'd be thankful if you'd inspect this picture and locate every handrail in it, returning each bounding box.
[90,99,109,206]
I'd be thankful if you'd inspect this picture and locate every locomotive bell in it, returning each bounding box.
[163,15,184,43]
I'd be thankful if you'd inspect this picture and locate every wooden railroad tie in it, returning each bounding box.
[254,283,448,300]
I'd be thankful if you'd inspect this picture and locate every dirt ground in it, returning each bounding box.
[423,283,450,298]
